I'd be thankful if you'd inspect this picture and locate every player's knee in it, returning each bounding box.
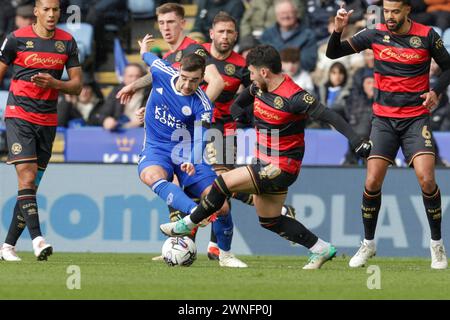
[140,169,165,186]
[418,175,436,194]
[17,168,37,188]
[365,175,383,192]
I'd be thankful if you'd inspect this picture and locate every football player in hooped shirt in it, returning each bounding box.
[161,45,372,270]
[0,0,82,262]
[326,1,450,269]
[200,12,298,263]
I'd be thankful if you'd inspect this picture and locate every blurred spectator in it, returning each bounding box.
[90,64,150,131]
[343,69,374,165]
[191,0,245,41]
[0,0,34,40]
[0,3,36,90]
[260,0,318,72]
[240,0,304,39]
[15,5,35,29]
[83,0,128,67]
[425,0,450,30]
[319,62,350,119]
[305,0,340,41]
[351,49,375,96]
[280,47,315,94]
[57,77,104,128]
[312,16,364,86]
[238,34,261,59]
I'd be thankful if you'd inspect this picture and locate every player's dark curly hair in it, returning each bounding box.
[181,53,206,74]
[246,45,282,74]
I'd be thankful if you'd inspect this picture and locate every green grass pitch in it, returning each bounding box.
[0,253,448,300]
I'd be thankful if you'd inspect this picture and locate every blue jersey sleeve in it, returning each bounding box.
[142,52,160,67]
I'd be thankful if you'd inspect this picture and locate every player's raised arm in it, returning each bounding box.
[326,4,358,59]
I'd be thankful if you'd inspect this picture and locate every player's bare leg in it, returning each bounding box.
[413,154,447,269]
[350,158,389,267]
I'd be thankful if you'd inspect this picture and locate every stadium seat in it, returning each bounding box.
[128,0,156,19]
[432,26,442,37]
[57,22,94,64]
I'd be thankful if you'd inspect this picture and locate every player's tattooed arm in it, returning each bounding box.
[116,74,153,105]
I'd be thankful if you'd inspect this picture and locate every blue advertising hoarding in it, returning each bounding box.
[1,164,448,257]
[64,127,450,166]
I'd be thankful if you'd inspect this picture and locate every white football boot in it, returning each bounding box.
[430,240,448,270]
[32,236,53,261]
[349,240,376,268]
[219,252,248,268]
[0,244,22,262]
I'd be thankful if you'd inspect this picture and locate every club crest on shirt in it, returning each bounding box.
[175,51,183,62]
[409,36,422,48]
[273,96,284,109]
[303,93,315,105]
[436,39,444,50]
[55,41,65,53]
[182,106,192,116]
[11,143,22,155]
[225,64,235,76]
[194,48,207,57]
[26,41,34,49]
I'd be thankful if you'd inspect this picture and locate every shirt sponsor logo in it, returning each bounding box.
[155,105,186,129]
[254,101,282,121]
[24,53,65,68]
[379,48,423,63]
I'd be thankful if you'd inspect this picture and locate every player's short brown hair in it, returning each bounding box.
[212,11,237,29]
[156,2,185,19]
[181,53,206,74]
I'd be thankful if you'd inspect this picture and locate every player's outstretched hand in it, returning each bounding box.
[354,139,372,159]
[139,34,154,56]
[31,72,57,89]
[335,3,354,33]
[116,83,136,105]
[181,163,196,176]
[420,91,439,111]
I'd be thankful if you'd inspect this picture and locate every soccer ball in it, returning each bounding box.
[161,236,197,267]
